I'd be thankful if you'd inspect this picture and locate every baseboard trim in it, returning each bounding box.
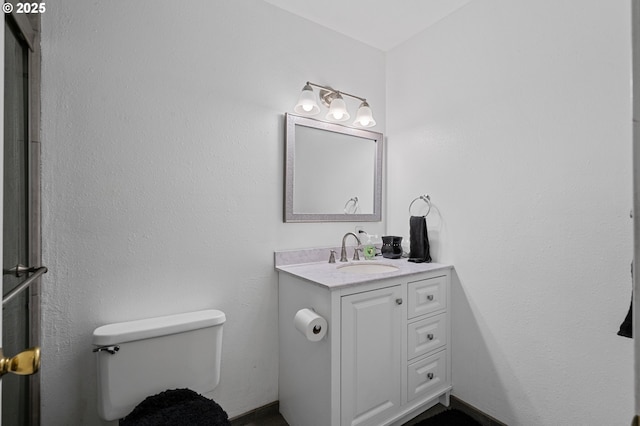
[229,401,280,426]
[450,396,507,426]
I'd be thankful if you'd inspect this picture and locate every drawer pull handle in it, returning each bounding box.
[426,295,434,301]
[395,298,403,305]
[427,333,434,340]
[427,372,434,380]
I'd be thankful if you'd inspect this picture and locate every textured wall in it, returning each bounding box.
[40,2,385,424]
[386,1,633,425]
[39,0,635,424]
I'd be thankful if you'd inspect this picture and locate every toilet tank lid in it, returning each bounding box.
[92,309,226,346]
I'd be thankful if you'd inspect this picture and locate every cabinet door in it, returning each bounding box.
[341,286,402,426]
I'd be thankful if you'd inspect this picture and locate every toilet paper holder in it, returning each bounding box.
[294,308,328,341]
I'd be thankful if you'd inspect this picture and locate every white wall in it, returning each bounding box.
[40,0,635,424]
[386,1,633,425]
[40,1,385,424]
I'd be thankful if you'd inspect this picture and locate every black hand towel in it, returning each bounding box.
[408,215,432,263]
[618,296,632,338]
[618,262,633,338]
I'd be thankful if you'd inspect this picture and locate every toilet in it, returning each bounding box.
[92,309,227,423]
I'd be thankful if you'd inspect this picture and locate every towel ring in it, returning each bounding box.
[409,195,431,217]
[344,197,359,214]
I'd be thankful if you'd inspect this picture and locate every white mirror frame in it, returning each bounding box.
[284,113,383,223]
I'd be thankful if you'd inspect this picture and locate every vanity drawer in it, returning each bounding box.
[407,276,447,319]
[408,313,447,360]
[407,350,447,403]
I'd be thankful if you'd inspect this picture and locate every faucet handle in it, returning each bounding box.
[329,250,336,263]
[353,247,361,261]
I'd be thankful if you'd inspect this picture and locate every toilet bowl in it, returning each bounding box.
[93,309,228,423]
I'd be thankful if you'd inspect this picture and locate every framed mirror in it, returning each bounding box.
[284,113,383,222]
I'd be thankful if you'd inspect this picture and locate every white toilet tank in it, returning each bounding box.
[93,309,226,421]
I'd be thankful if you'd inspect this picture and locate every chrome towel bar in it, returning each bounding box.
[3,266,47,306]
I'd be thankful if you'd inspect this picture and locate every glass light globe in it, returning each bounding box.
[294,84,320,115]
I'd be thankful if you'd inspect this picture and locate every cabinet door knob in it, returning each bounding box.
[426,295,434,301]
[427,333,434,341]
[427,372,434,380]
[395,298,403,305]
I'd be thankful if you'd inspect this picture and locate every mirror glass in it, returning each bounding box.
[285,113,383,222]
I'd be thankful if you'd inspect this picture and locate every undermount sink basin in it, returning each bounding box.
[337,263,399,274]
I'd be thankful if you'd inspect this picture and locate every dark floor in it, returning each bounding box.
[230,401,448,426]
[229,396,504,426]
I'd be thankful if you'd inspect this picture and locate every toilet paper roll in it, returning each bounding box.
[293,308,327,341]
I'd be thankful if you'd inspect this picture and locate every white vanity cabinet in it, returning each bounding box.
[277,262,452,426]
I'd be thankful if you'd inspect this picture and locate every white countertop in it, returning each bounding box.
[275,255,452,289]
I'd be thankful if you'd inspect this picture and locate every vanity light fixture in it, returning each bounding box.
[294,81,377,128]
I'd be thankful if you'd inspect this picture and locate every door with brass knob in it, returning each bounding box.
[634,3,640,425]
[1,10,43,426]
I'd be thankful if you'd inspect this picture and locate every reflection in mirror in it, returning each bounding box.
[285,113,383,222]
[294,125,375,214]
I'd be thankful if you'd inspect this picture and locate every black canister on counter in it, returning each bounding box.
[381,236,403,259]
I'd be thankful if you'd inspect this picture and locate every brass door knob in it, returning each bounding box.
[0,347,40,377]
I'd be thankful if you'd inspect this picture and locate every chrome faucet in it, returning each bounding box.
[340,232,362,262]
